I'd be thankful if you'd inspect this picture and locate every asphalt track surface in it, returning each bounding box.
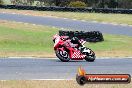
[0,58,132,80]
[0,13,132,36]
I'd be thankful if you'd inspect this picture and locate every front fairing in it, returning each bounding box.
[54,37,64,50]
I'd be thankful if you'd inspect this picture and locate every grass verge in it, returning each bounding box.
[0,20,132,57]
[0,80,131,88]
[0,9,132,25]
[0,20,58,57]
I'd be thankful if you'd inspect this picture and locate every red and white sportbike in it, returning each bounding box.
[53,34,96,62]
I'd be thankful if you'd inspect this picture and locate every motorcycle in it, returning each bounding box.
[53,34,96,62]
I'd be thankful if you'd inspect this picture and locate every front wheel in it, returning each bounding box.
[55,50,70,62]
[82,48,96,62]
[85,54,96,62]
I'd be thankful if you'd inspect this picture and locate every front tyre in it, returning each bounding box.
[85,54,96,62]
[82,48,96,62]
[55,50,70,62]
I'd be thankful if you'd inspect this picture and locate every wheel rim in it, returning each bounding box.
[59,50,69,60]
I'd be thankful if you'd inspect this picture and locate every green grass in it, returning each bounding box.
[3,0,11,5]
[86,34,132,51]
[0,20,132,57]
[0,22,58,54]
[3,0,38,6]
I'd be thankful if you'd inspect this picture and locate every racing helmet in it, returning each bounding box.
[71,37,79,44]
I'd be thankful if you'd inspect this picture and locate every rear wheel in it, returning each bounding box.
[55,50,70,62]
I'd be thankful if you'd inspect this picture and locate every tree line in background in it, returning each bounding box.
[0,0,132,9]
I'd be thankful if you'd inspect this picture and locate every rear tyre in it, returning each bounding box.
[55,50,70,62]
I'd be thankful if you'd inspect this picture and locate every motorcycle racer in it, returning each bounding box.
[53,34,83,49]
[53,34,95,62]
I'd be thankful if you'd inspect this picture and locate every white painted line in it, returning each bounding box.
[32,24,36,26]
[31,79,74,80]
[81,20,86,22]
[63,18,68,19]
[101,22,108,24]
[88,20,132,27]
[0,80,7,81]
[92,21,98,23]
[60,27,64,29]
[120,24,128,26]
[8,57,21,58]
[96,57,132,59]
[54,16,59,18]
[110,23,118,25]
[72,19,77,21]
[12,13,17,15]
[2,12,6,13]
[15,21,20,23]
[8,57,36,59]
[6,56,132,59]
[52,26,57,28]
[24,23,29,25]
[0,79,74,81]
[129,25,132,27]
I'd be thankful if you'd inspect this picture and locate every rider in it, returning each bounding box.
[70,37,83,48]
[62,36,83,49]
[53,34,84,49]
